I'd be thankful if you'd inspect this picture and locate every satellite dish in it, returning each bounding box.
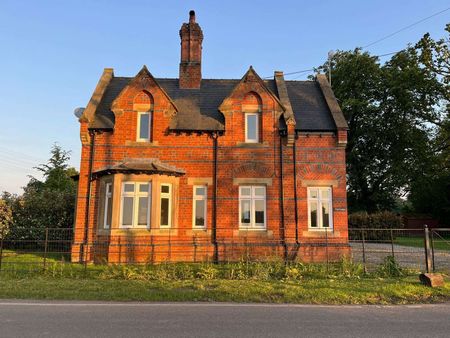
[74,107,85,118]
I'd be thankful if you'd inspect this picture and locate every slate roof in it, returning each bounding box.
[90,77,338,132]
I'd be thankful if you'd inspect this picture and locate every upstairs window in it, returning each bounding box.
[138,112,152,141]
[239,186,266,229]
[308,187,333,230]
[134,91,154,142]
[245,113,259,143]
[243,92,262,143]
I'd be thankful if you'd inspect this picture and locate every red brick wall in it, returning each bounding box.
[72,76,349,263]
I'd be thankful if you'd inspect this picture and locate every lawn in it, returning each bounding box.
[0,253,449,304]
[395,237,450,251]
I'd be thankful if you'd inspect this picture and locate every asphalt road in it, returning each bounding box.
[0,301,449,338]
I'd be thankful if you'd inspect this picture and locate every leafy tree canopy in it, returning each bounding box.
[3,144,78,238]
[314,25,448,221]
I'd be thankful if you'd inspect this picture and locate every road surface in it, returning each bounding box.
[0,300,449,337]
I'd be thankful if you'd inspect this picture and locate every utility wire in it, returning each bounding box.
[362,6,450,49]
[264,7,449,79]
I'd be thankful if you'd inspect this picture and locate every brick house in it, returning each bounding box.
[72,11,349,264]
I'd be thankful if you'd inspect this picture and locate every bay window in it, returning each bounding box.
[120,182,152,228]
[103,183,112,229]
[160,183,172,228]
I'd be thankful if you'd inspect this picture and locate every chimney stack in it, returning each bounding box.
[179,10,203,89]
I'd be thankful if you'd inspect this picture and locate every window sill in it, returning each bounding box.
[235,142,269,148]
[302,230,340,238]
[125,141,159,147]
[98,228,178,236]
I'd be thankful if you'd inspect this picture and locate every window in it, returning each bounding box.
[137,111,152,142]
[103,183,113,229]
[239,186,266,229]
[308,187,333,230]
[193,185,207,228]
[120,182,151,228]
[160,184,172,227]
[245,113,259,143]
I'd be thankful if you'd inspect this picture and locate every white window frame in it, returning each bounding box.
[137,111,152,142]
[307,187,333,230]
[239,185,266,230]
[103,182,112,229]
[119,182,152,229]
[192,185,207,229]
[160,183,172,228]
[245,113,259,143]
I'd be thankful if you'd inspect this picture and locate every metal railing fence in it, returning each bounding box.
[0,226,449,274]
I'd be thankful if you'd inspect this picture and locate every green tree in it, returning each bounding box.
[7,144,78,240]
[406,25,450,223]
[0,198,13,239]
[315,45,445,213]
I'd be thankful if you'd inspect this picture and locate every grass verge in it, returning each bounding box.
[0,257,449,304]
[0,275,449,304]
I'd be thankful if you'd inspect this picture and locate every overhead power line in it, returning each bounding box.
[263,69,313,79]
[263,7,449,80]
[362,6,450,49]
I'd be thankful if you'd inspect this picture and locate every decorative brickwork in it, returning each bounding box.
[72,11,349,264]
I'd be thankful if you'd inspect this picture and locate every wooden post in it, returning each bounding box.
[424,225,432,273]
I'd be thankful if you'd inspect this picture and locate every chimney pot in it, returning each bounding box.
[189,10,196,23]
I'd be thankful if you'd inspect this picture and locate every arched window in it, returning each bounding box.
[242,92,262,143]
[133,91,154,142]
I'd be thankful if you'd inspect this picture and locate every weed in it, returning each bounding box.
[196,265,219,280]
[377,256,403,277]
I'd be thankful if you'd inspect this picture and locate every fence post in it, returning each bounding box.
[325,227,329,274]
[390,228,395,259]
[361,229,367,274]
[0,227,4,272]
[430,229,436,272]
[423,224,432,273]
[43,228,49,270]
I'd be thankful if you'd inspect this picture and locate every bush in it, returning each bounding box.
[349,211,403,240]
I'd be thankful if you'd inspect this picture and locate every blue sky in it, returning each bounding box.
[0,0,449,193]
